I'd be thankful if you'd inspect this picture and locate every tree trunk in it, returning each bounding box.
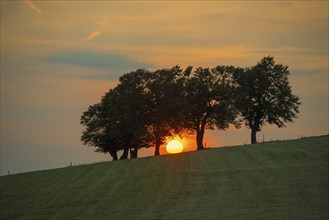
[135,147,138,158]
[110,149,118,161]
[130,147,138,159]
[120,147,129,160]
[196,124,205,150]
[251,127,257,144]
[154,136,161,156]
[154,124,161,156]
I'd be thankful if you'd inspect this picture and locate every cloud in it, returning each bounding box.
[45,50,152,69]
[85,30,102,41]
[24,0,43,15]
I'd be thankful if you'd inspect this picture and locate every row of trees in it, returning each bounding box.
[80,56,301,160]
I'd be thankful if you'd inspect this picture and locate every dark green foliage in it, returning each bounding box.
[233,56,301,143]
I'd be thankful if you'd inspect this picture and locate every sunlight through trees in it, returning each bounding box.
[80,56,300,160]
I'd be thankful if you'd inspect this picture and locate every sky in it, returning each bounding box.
[1,1,328,175]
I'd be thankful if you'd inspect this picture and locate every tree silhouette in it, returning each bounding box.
[80,90,119,160]
[81,56,300,158]
[110,69,153,159]
[233,56,301,144]
[146,66,188,155]
[81,67,188,158]
[183,67,239,150]
[80,70,153,160]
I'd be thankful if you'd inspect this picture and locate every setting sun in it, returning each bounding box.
[166,140,184,154]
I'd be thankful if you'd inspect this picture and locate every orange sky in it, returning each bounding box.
[1,1,328,174]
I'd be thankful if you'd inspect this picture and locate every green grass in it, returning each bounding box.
[1,136,328,220]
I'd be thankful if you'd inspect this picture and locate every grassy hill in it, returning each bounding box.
[0,136,328,220]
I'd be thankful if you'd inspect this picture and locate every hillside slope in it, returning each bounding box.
[0,136,328,220]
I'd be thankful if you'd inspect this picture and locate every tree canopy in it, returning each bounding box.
[183,66,240,150]
[232,56,301,143]
[145,66,188,155]
[80,56,301,159]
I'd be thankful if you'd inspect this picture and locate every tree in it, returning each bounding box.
[112,69,153,159]
[233,56,301,144]
[80,69,153,160]
[80,90,119,160]
[184,67,239,150]
[80,67,188,158]
[145,66,188,155]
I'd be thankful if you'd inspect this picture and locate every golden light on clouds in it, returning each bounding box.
[85,30,102,41]
[24,0,43,16]
[83,19,109,42]
[1,1,328,174]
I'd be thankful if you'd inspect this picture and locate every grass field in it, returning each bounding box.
[0,136,328,220]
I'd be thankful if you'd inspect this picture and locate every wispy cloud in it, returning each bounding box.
[45,50,152,70]
[24,0,43,16]
[85,30,102,41]
[82,19,109,42]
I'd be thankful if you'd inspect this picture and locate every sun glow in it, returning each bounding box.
[166,140,184,154]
